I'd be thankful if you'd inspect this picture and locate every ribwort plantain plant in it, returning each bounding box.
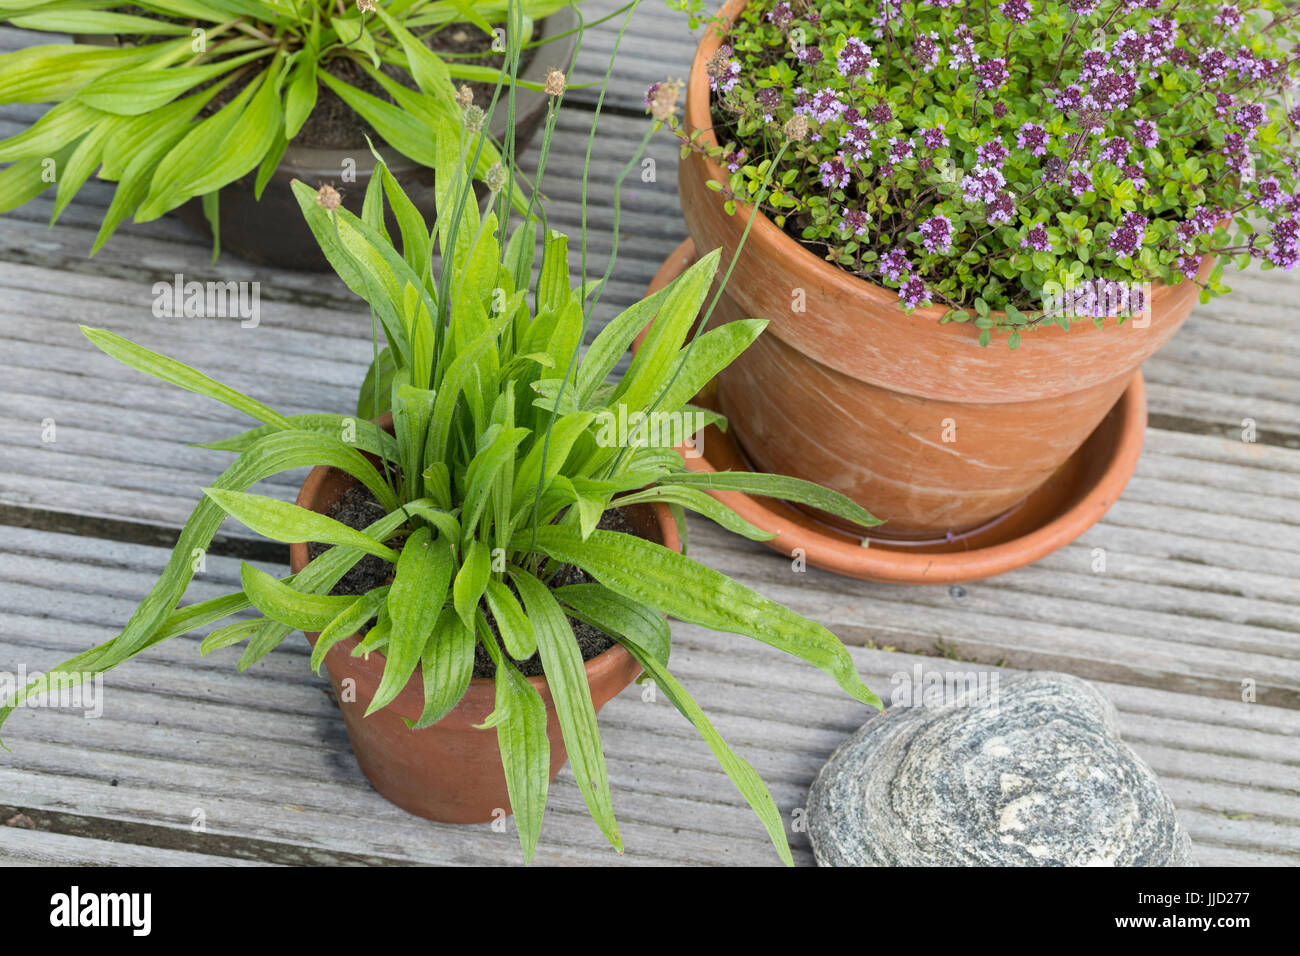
[0,0,883,864]
[0,0,582,255]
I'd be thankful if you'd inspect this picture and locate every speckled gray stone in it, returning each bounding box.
[808,672,1194,866]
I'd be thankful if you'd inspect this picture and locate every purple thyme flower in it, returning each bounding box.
[975,58,1009,91]
[1068,165,1093,197]
[1236,104,1266,139]
[1108,213,1149,258]
[888,137,915,163]
[899,276,930,309]
[1112,29,1142,68]
[1256,176,1283,211]
[1134,118,1159,149]
[1199,48,1229,81]
[913,31,941,73]
[1176,251,1201,279]
[986,191,1016,225]
[948,25,978,66]
[961,164,1007,203]
[999,0,1033,25]
[870,0,903,29]
[1223,132,1251,175]
[767,2,793,29]
[1176,206,1222,244]
[1213,4,1244,28]
[820,154,851,189]
[1268,216,1300,269]
[918,214,953,253]
[880,248,912,281]
[755,86,781,122]
[837,37,878,79]
[1231,48,1277,83]
[993,101,1008,118]
[1050,84,1084,115]
[1020,224,1051,251]
[1068,0,1097,13]
[1016,123,1050,156]
[808,88,848,124]
[839,122,875,160]
[922,124,948,150]
[1079,50,1109,84]
[976,139,1010,168]
[1099,137,1130,165]
[840,206,871,237]
[1090,69,1139,111]
[797,46,824,65]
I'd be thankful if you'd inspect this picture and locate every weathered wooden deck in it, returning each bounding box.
[1,4,1298,866]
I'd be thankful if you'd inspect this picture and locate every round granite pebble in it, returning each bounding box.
[808,671,1194,866]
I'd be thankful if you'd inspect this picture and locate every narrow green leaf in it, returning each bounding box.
[509,567,622,852]
[409,606,475,729]
[200,489,395,564]
[615,249,720,413]
[453,539,492,630]
[196,413,398,460]
[524,527,883,710]
[476,614,549,864]
[82,326,294,430]
[555,582,670,665]
[371,527,454,715]
[484,578,536,660]
[311,586,391,673]
[659,471,882,529]
[618,636,794,866]
[613,485,777,541]
[199,617,263,656]
[240,562,355,630]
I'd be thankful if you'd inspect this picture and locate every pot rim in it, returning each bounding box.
[683,0,1210,331]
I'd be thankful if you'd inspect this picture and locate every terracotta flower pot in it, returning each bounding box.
[288,460,678,824]
[678,0,1212,539]
[81,11,577,270]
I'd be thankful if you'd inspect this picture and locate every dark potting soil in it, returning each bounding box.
[109,14,535,150]
[305,483,640,679]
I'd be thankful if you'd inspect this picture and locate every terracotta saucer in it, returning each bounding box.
[642,239,1148,585]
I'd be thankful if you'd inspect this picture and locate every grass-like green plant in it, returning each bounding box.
[0,0,576,254]
[0,0,884,864]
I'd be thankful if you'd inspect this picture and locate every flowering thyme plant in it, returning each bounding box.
[663,0,1300,344]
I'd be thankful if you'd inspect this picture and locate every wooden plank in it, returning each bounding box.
[0,826,273,866]
[1,13,1298,868]
[0,526,1294,866]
